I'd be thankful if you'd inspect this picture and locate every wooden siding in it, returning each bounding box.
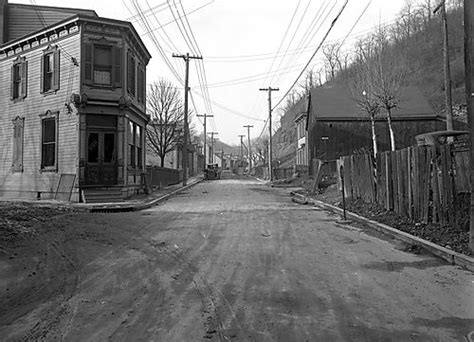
[0,32,81,200]
[308,119,451,161]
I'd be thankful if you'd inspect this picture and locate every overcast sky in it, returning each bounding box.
[11,0,409,145]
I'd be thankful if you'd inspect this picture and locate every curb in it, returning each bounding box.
[295,194,474,272]
[88,178,204,213]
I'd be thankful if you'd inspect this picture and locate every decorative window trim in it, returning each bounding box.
[127,50,136,96]
[83,40,122,88]
[39,110,59,172]
[10,56,28,102]
[41,45,60,94]
[12,116,25,173]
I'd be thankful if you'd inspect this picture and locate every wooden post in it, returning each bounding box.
[464,0,474,253]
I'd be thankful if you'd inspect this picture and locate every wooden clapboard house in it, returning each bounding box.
[0,0,151,202]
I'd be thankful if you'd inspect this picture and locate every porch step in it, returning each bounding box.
[82,188,125,204]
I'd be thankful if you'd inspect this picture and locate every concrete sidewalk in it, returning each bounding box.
[0,176,204,213]
[82,176,204,212]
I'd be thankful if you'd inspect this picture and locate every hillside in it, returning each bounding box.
[273,1,469,162]
[334,2,468,119]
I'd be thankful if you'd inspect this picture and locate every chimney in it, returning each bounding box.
[0,0,7,44]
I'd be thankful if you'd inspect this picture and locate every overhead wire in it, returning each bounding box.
[171,0,214,124]
[272,0,349,111]
[267,0,313,86]
[176,0,213,115]
[271,0,334,86]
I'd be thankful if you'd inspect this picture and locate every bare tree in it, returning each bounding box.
[322,42,343,82]
[370,26,408,151]
[146,79,185,167]
[351,38,381,158]
[253,136,269,165]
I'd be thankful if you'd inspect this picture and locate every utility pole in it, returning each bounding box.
[209,132,218,164]
[221,149,224,169]
[464,0,473,252]
[172,52,202,186]
[434,1,453,130]
[238,135,245,167]
[197,113,213,171]
[243,125,253,173]
[259,87,279,181]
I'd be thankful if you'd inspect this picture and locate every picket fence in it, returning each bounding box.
[339,145,470,226]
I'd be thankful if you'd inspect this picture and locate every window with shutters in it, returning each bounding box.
[41,45,60,93]
[137,63,145,103]
[83,42,122,88]
[12,116,25,172]
[11,56,27,101]
[127,51,136,96]
[40,111,58,171]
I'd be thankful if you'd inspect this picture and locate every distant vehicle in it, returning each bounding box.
[415,130,469,152]
[205,164,221,180]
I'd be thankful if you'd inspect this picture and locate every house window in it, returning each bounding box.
[136,126,142,167]
[41,46,60,93]
[12,116,25,172]
[41,117,57,169]
[11,57,27,100]
[83,42,122,87]
[128,121,136,167]
[137,63,145,103]
[94,45,112,85]
[127,52,136,96]
[128,121,143,169]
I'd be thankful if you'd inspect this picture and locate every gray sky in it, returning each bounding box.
[12,0,408,145]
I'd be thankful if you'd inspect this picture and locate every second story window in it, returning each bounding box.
[83,42,122,88]
[127,52,136,96]
[41,45,60,93]
[137,63,145,103]
[94,45,112,85]
[11,56,27,101]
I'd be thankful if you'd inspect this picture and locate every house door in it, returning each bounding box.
[85,131,117,185]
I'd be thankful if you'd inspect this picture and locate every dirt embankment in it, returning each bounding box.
[0,202,127,340]
[307,183,471,257]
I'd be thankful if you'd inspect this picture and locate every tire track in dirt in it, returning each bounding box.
[21,238,79,341]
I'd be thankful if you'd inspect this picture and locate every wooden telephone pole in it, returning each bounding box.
[259,87,279,181]
[197,114,213,171]
[243,125,253,173]
[172,53,202,186]
[434,1,454,130]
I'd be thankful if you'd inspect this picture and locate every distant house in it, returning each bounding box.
[0,0,151,202]
[306,85,462,165]
[294,97,309,170]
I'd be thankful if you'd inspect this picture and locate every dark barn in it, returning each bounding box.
[306,85,465,162]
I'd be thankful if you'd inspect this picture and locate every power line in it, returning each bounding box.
[271,0,334,86]
[272,0,349,111]
[267,0,313,86]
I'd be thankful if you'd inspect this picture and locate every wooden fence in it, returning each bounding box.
[339,145,470,226]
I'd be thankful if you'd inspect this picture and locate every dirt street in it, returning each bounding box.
[1,172,473,341]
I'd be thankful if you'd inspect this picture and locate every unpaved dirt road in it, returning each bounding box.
[1,172,473,341]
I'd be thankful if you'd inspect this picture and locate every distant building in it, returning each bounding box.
[294,97,309,170]
[306,85,463,167]
[0,0,151,202]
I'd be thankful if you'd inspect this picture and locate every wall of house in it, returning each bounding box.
[307,119,450,161]
[0,29,81,200]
